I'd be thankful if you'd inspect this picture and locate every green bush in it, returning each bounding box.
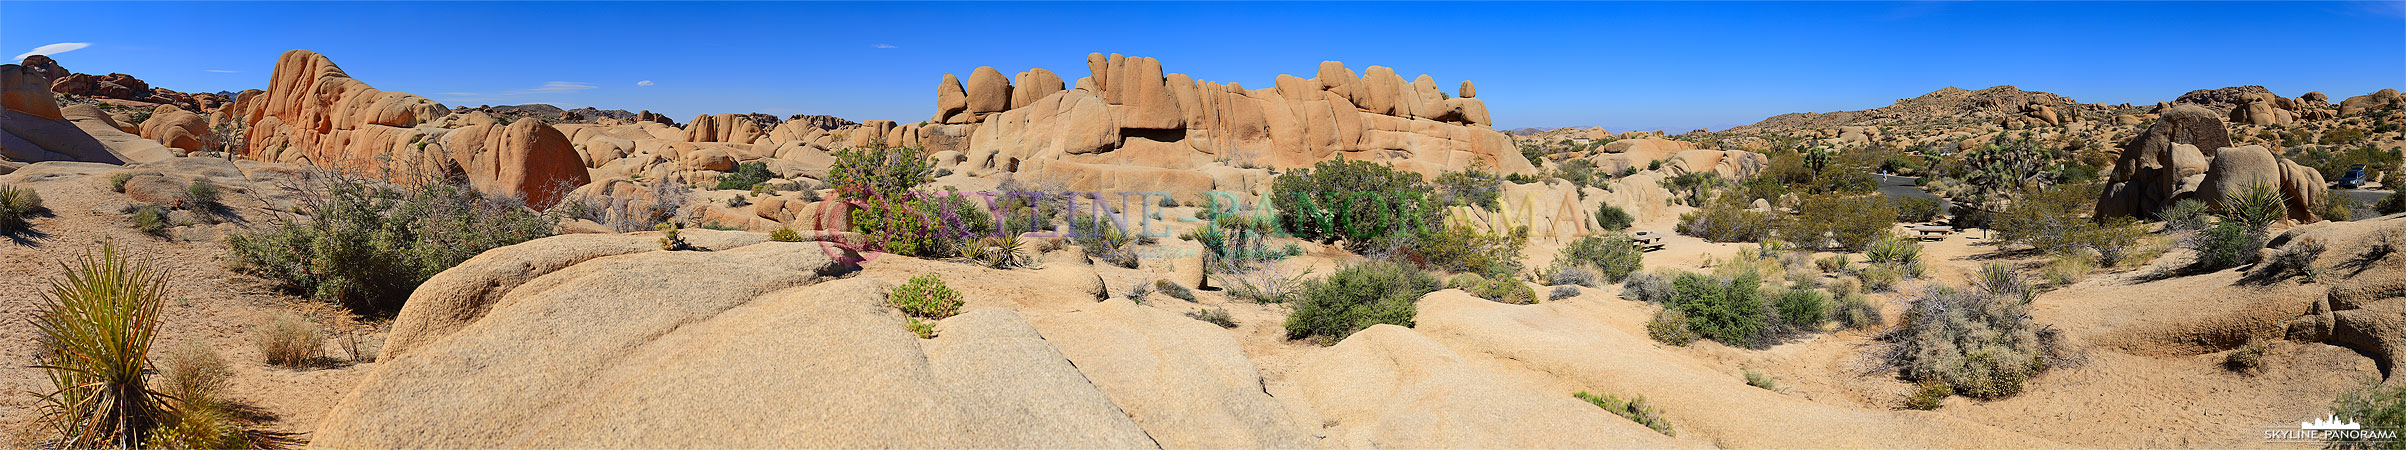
[1905,383,1953,410]
[108,173,133,192]
[226,177,557,314]
[1447,273,1537,305]
[1285,261,1440,343]
[713,161,774,191]
[1187,307,1238,328]
[1433,164,1503,210]
[129,205,171,236]
[2,184,45,232]
[1773,286,1830,331]
[1595,203,1634,231]
[255,312,323,368]
[1559,234,1644,282]
[2220,180,2288,231]
[768,227,804,242]
[1789,194,1899,251]
[1413,225,1526,277]
[890,273,964,319]
[2224,339,2267,373]
[2377,186,2406,216]
[1744,369,1781,391]
[1677,196,1778,243]
[2189,221,2265,271]
[1878,285,2059,400]
[1896,197,1943,223]
[1271,159,1436,247]
[830,146,945,256]
[2326,380,2406,450]
[1864,233,1923,266]
[1574,391,1675,436]
[1647,308,1699,345]
[2160,198,2212,231]
[1667,271,1771,348]
[1155,279,1195,301]
[1832,293,1882,330]
[32,243,170,449]
[1859,263,1902,292]
[2323,188,2361,222]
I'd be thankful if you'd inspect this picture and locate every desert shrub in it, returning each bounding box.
[1744,369,1781,391]
[768,227,804,242]
[1124,281,1154,303]
[2377,186,2406,216]
[890,274,964,319]
[146,341,249,450]
[1972,262,2031,297]
[109,173,134,192]
[1574,391,1675,436]
[1187,308,1238,328]
[1285,261,1440,343]
[905,318,937,339]
[2,184,47,229]
[1595,203,1634,231]
[1155,279,1194,301]
[130,205,171,236]
[1905,383,1953,410]
[1271,159,1436,247]
[2042,252,2096,286]
[1827,275,1860,298]
[1413,224,1526,277]
[1816,254,1852,273]
[2326,380,2406,450]
[1662,172,1724,206]
[2225,339,2268,374]
[1677,196,1778,242]
[2220,180,2288,231]
[1543,264,1600,287]
[156,343,231,413]
[1558,234,1644,282]
[1647,308,1700,345]
[255,313,324,368]
[965,234,1031,269]
[1993,184,2132,258]
[713,161,774,191]
[1789,194,1899,251]
[1859,264,1902,292]
[1622,271,1672,303]
[2160,198,2211,231]
[1071,214,1141,268]
[655,223,690,250]
[2253,238,2327,282]
[1878,284,2061,400]
[1832,293,1882,330]
[32,243,172,449]
[1549,285,1581,301]
[1666,271,1772,348]
[830,146,947,257]
[2189,221,2265,271]
[1864,232,1923,266]
[1433,164,1503,210]
[1896,197,1944,223]
[1448,273,1537,304]
[2324,188,2362,222]
[179,178,222,210]
[226,176,556,314]
[1773,286,1830,331]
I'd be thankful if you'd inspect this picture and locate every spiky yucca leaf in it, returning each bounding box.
[33,242,171,449]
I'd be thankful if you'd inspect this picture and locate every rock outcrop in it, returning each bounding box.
[137,104,209,153]
[4,63,124,163]
[2098,104,2323,222]
[2341,89,2405,116]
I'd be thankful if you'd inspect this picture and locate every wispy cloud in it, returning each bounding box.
[636,80,655,87]
[872,43,898,49]
[503,81,597,95]
[204,69,240,73]
[15,42,91,60]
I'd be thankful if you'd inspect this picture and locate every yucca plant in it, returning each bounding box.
[2220,179,2288,231]
[1,183,44,232]
[32,242,171,449]
[976,234,1028,269]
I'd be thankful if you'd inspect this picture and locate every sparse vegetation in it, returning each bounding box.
[2189,221,2264,271]
[1549,285,1581,301]
[1285,261,1440,344]
[109,173,134,193]
[1413,224,1527,277]
[1154,279,1194,301]
[226,176,557,314]
[181,178,221,210]
[768,227,804,242]
[2160,198,2211,231]
[1788,194,1899,251]
[1877,283,2063,401]
[1622,272,1672,303]
[1905,382,1952,410]
[2326,379,2406,450]
[1831,293,1882,330]
[31,243,171,449]
[1743,369,1781,392]
[1574,391,1675,437]
[148,344,248,450]
[1557,234,1645,282]
[1433,163,1503,210]
[890,273,964,319]
[1647,308,1700,345]
[1187,307,1238,328]
[1895,196,1943,223]
[713,161,774,191]
[1677,194,1778,242]
[130,205,171,236]
[3,184,48,232]
[256,312,324,368]
[2225,339,2268,374]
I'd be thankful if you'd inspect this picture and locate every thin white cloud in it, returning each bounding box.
[503,81,597,95]
[872,44,898,49]
[15,42,91,60]
[204,69,240,73]
[636,80,654,87]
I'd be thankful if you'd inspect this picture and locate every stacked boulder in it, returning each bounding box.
[2096,104,2324,223]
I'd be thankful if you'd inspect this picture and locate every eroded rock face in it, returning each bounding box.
[3,63,121,163]
[2342,89,2405,116]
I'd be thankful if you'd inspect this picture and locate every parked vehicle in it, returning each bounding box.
[2336,164,2369,189]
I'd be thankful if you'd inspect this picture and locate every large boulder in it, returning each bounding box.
[965,66,1013,115]
[137,104,210,153]
[318,237,1160,448]
[935,73,968,124]
[440,119,594,208]
[2341,89,2405,116]
[3,64,127,163]
[2098,104,2235,219]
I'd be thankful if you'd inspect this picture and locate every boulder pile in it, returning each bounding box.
[2097,104,2324,223]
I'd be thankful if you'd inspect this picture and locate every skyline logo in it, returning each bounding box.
[2304,415,2363,431]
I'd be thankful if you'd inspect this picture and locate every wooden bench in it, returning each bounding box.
[1910,226,1951,241]
[1631,232,1668,251]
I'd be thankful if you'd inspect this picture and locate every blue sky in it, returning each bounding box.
[5,1,2403,132]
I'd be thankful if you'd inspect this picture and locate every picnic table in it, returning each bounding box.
[1630,231,1668,251]
[1910,225,1951,241]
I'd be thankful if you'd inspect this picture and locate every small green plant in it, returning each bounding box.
[2221,180,2288,231]
[3,183,47,232]
[2252,238,2327,282]
[1574,391,1675,436]
[656,223,691,251]
[1831,293,1882,330]
[906,317,937,339]
[890,273,964,319]
[1595,203,1634,231]
[181,178,220,210]
[108,173,134,192]
[1187,307,1238,328]
[714,161,775,191]
[2225,339,2268,374]
[1125,281,1154,303]
[768,227,804,242]
[1647,308,1699,345]
[2190,221,2264,271]
[1816,254,1851,273]
[1773,286,1830,331]
[1285,261,1439,344]
[31,243,170,449]
[1743,369,1781,392]
[2160,198,2211,231]
[1622,272,1672,303]
[256,312,324,368]
[130,205,171,236]
[1905,382,1953,410]
[1154,279,1195,301]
